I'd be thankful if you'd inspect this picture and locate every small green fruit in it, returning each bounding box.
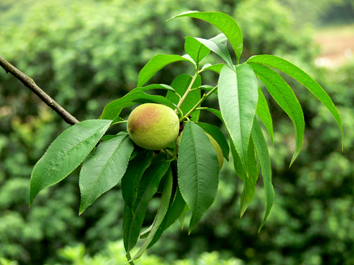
[127,103,180,150]
[175,132,224,170]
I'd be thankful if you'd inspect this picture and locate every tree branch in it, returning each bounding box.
[0,55,79,125]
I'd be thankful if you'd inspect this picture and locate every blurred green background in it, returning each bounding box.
[0,0,354,264]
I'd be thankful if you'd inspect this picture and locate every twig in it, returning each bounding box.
[0,55,79,125]
[176,72,199,110]
[179,85,218,122]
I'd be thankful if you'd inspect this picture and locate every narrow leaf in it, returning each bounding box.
[29,119,112,205]
[247,54,343,142]
[123,162,170,253]
[256,87,274,143]
[218,64,258,168]
[79,132,134,214]
[249,63,304,165]
[231,137,259,217]
[121,149,153,208]
[252,119,275,232]
[197,122,229,160]
[177,122,219,233]
[128,169,173,263]
[170,11,243,62]
[148,187,186,248]
[137,54,191,87]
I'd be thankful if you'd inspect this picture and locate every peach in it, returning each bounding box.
[127,103,179,150]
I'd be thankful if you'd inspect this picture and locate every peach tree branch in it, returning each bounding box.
[0,55,79,125]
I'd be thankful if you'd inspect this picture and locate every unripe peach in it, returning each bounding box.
[127,103,179,150]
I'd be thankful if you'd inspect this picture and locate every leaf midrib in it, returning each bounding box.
[222,67,243,163]
[189,126,201,227]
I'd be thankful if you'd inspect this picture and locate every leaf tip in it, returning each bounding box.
[258,222,265,234]
[29,195,34,207]
[187,225,194,236]
[289,151,300,168]
[79,205,85,216]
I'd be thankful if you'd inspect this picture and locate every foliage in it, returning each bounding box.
[24,8,342,265]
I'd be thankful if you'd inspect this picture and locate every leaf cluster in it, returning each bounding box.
[28,11,343,264]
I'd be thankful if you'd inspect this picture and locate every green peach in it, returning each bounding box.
[127,103,180,150]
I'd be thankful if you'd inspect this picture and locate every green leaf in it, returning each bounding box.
[231,137,259,217]
[252,119,275,232]
[166,74,201,121]
[184,36,210,65]
[100,90,175,120]
[29,119,112,206]
[218,64,258,169]
[177,122,219,233]
[128,168,173,263]
[137,54,191,87]
[256,87,274,144]
[123,162,170,253]
[201,63,224,74]
[197,122,229,160]
[148,187,186,248]
[247,54,343,143]
[79,132,134,214]
[192,34,234,69]
[121,149,153,208]
[249,62,304,165]
[170,11,243,63]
